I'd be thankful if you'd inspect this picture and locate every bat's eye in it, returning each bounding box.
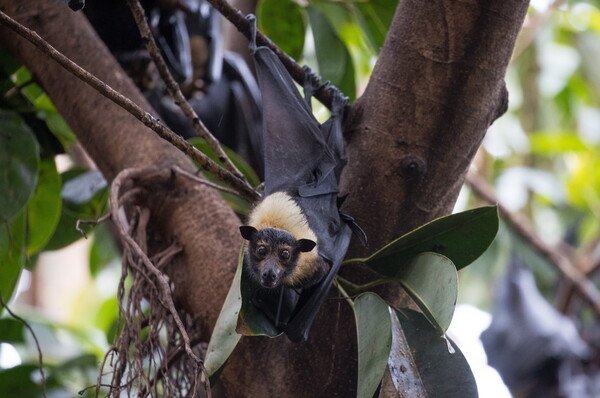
[280,249,290,260]
[257,245,267,256]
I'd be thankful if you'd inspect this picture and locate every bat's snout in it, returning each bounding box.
[260,261,281,288]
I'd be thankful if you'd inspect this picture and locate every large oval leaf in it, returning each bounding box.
[307,6,356,100]
[236,262,291,338]
[0,109,40,222]
[205,248,244,377]
[396,252,458,335]
[359,206,498,275]
[353,293,392,398]
[235,244,294,337]
[26,157,62,255]
[258,0,306,61]
[0,212,26,309]
[390,308,478,397]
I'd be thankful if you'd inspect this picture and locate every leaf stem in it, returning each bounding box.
[333,278,355,309]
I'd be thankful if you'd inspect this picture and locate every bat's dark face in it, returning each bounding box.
[240,226,316,288]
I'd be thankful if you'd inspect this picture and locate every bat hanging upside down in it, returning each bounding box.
[240,192,329,290]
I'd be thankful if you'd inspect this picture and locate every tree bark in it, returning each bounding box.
[0,0,530,396]
[0,0,240,338]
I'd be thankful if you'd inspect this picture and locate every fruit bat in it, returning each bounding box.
[238,15,365,343]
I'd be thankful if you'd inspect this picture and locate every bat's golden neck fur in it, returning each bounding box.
[248,191,319,285]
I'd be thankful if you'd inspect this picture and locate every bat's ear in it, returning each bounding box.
[239,226,258,241]
[297,239,316,253]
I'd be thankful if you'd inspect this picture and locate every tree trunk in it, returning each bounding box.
[0,0,240,339]
[0,0,529,396]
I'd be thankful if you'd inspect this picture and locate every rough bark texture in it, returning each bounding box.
[0,0,530,396]
[0,0,240,338]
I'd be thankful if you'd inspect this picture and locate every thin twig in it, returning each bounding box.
[466,170,600,315]
[0,296,47,398]
[3,77,34,99]
[0,10,259,204]
[173,165,242,196]
[75,213,111,239]
[125,0,244,179]
[205,0,335,109]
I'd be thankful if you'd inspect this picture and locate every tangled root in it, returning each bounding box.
[96,167,210,398]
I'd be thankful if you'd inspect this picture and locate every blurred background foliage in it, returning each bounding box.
[2,0,600,396]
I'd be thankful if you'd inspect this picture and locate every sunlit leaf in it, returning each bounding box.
[205,248,244,377]
[0,109,40,222]
[530,131,587,154]
[0,212,26,309]
[26,157,62,255]
[258,0,306,61]
[188,138,260,187]
[396,252,458,335]
[307,6,356,100]
[354,293,392,398]
[354,0,398,50]
[188,137,257,214]
[390,309,478,397]
[355,206,498,274]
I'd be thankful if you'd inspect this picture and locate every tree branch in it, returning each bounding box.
[125,0,244,180]
[466,170,600,315]
[0,10,259,203]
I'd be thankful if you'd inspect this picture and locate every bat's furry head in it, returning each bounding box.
[240,226,316,288]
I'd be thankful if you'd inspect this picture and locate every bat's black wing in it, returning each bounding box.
[246,15,363,342]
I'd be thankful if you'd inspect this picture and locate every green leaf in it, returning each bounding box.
[61,169,107,208]
[236,250,282,338]
[391,309,477,397]
[357,206,499,274]
[44,169,108,251]
[0,211,26,308]
[42,207,82,251]
[89,223,120,276]
[205,249,244,377]
[529,131,587,154]
[26,157,62,255]
[0,109,40,222]
[0,48,22,77]
[353,293,392,398]
[354,0,397,51]
[37,110,77,149]
[0,318,25,343]
[0,364,44,397]
[307,6,356,100]
[258,0,306,61]
[188,138,258,214]
[188,138,260,187]
[396,252,458,335]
